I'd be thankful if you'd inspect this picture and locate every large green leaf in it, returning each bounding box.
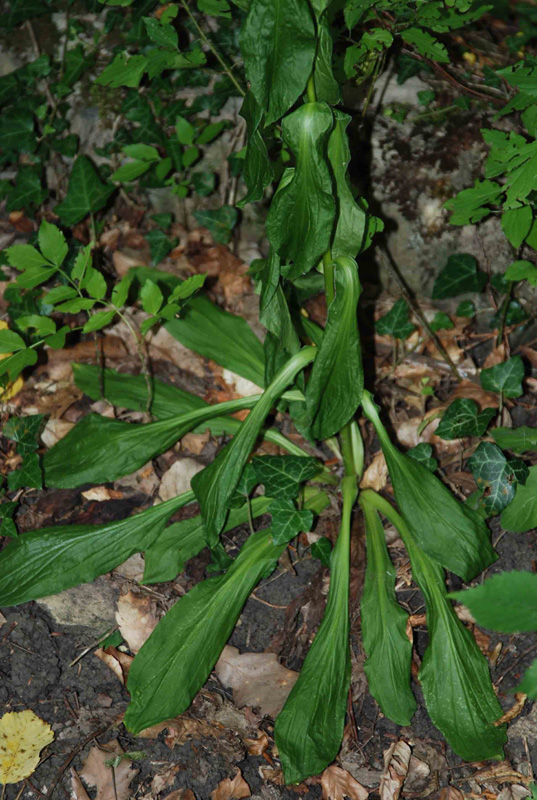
[313,16,340,104]
[274,475,355,784]
[143,496,272,584]
[192,348,316,546]
[360,501,416,726]
[0,492,193,607]
[266,103,335,279]
[492,426,537,453]
[43,395,264,489]
[305,257,363,439]
[240,0,316,125]
[237,91,273,207]
[0,111,36,153]
[451,571,537,633]
[55,156,115,226]
[501,465,537,533]
[406,534,506,762]
[327,112,366,259]
[124,527,286,733]
[166,294,265,387]
[362,392,496,582]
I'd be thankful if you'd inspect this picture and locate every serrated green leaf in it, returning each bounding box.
[82,267,107,300]
[269,498,313,545]
[240,0,316,125]
[16,315,56,336]
[305,257,363,438]
[445,179,503,225]
[144,16,178,49]
[436,399,496,440]
[0,493,191,607]
[251,455,319,499]
[55,156,115,226]
[82,310,116,333]
[401,27,449,63]
[505,259,537,286]
[266,103,335,279]
[501,465,537,533]
[6,244,50,271]
[361,501,416,726]
[451,571,537,633]
[124,527,286,734]
[468,441,525,514]
[97,53,148,88]
[480,356,524,398]
[432,253,487,299]
[38,221,68,267]
[0,330,26,353]
[197,0,231,17]
[375,298,416,340]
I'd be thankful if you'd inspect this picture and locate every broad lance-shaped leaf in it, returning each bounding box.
[501,465,537,533]
[266,103,335,280]
[362,392,496,582]
[451,571,537,634]
[360,500,416,726]
[313,16,340,105]
[72,363,308,457]
[492,426,537,453]
[402,522,506,762]
[237,91,273,208]
[165,294,265,388]
[124,527,286,734]
[327,111,366,259]
[305,257,363,439]
[192,347,316,547]
[240,0,316,126]
[143,496,272,584]
[43,394,264,489]
[0,492,193,607]
[274,475,356,784]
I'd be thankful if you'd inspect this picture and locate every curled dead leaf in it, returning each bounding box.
[321,765,369,800]
[379,740,411,800]
[244,731,270,757]
[116,590,159,654]
[79,741,138,800]
[95,646,133,685]
[360,451,388,492]
[210,769,251,800]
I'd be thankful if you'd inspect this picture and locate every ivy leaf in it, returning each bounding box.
[401,28,449,63]
[407,443,438,472]
[5,167,47,212]
[124,528,286,734]
[266,102,335,279]
[501,465,537,533]
[492,426,537,453]
[55,156,115,226]
[456,300,476,317]
[311,536,332,567]
[38,221,68,267]
[328,111,366,259]
[505,259,537,286]
[480,356,524,398]
[467,441,527,514]
[451,571,537,633]
[193,206,238,244]
[251,455,320,499]
[444,179,503,225]
[7,452,42,490]
[146,229,177,265]
[432,253,487,299]
[3,414,46,455]
[0,111,37,154]
[269,499,313,545]
[430,311,454,332]
[361,501,416,725]
[375,298,416,340]
[436,399,496,440]
[0,494,191,607]
[240,0,316,125]
[305,257,363,438]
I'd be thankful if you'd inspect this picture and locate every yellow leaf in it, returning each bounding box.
[0,321,24,401]
[0,710,54,784]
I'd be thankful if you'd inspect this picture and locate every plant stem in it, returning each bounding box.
[322,251,335,308]
[496,280,513,349]
[180,0,246,97]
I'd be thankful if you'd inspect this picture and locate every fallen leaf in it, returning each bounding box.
[182,431,211,455]
[495,693,527,726]
[402,755,430,794]
[497,786,532,800]
[82,487,123,503]
[151,764,181,795]
[112,250,147,278]
[450,380,499,408]
[437,788,465,800]
[139,717,222,749]
[321,765,369,800]
[163,791,197,800]
[71,766,91,800]
[116,591,159,654]
[79,741,138,800]
[159,458,205,501]
[484,343,507,369]
[210,769,251,800]
[379,740,411,800]
[95,646,133,685]
[472,761,531,786]
[41,419,76,448]
[360,451,388,491]
[0,710,54,784]
[244,732,270,757]
[215,645,299,717]
[0,611,6,626]
[113,553,146,582]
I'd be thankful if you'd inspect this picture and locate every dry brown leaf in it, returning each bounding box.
[215,645,298,717]
[360,451,388,491]
[472,761,531,785]
[163,791,196,800]
[379,740,411,800]
[497,786,532,800]
[402,755,430,794]
[321,765,369,800]
[71,767,91,800]
[182,431,211,455]
[450,380,500,408]
[495,693,527,726]
[0,611,6,626]
[151,765,181,795]
[244,732,270,757]
[437,788,465,800]
[95,646,133,685]
[139,717,221,749]
[116,591,159,654]
[41,419,75,448]
[210,769,251,800]
[79,741,138,800]
[81,487,123,503]
[112,250,147,277]
[159,458,205,502]
[484,343,507,369]
[519,346,537,368]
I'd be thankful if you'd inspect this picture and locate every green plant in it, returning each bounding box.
[2,0,537,788]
